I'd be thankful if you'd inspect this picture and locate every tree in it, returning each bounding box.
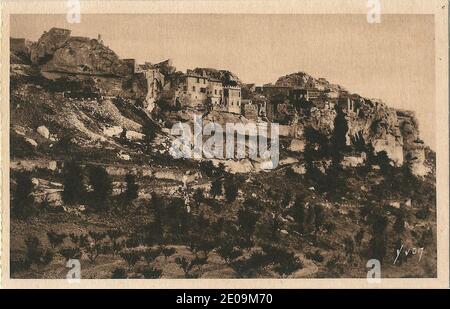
[106,228,125,255]
[59,246,82,261]
[24,236,54,267]
[292,194,306,234]
[120,249,142,269]
[12,171,35,218]
[216,240,242,264]
[193,188,204,206]
[313,204,325,233]
[355,228,365,247]
[142,120,158,147]
[62,159,85,205]
[111,267,127,279]
[88,166,112,210]
[281,191,292,209]
[344,236,355,259]
[210,178,223,198]
[224,178,239,202]
[200,161,215,178]
[330,105,348,162]
[375,151,393,175]
[161,246,176,261]
[142,247,162,265]
[237,206,259,237]
[231,251,272,278]
[368,210,389,262]
[141,266,163,279]
[47,231,67,249]
[262,244,303,278]
[303,127,329,161]
[393,211,406,234]
[175,256,195,278]
[123,173,139,202]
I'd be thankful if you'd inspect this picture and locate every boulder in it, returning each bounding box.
[125,130,145,141]
[117,152,131,161]
[25,138,38,147]
[289,139,305,152]
[37,125,50,139]
[48,160,58,171]
[30,28,71,64]
[40,36,132,76]
[103,126,123,137]
[389,201,401,209]
[342,155,365,167]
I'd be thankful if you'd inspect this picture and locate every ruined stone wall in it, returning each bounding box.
[243,101,258,120]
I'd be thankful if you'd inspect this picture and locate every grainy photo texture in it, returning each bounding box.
[1,1,448,287]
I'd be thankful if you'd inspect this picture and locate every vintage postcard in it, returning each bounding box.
[0,0,448,289]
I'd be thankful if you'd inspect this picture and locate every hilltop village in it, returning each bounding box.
[10,27,429,175]
[12,28,381,121]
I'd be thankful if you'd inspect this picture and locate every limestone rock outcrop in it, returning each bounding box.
[30,27,131,77]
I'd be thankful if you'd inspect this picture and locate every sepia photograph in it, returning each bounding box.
[0,0,448,289]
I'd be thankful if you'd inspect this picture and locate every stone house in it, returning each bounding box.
[223,85,242,114]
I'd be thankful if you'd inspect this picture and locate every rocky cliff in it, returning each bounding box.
[192,68,241,86]
[273,72,429,176]
[30,28,132,77]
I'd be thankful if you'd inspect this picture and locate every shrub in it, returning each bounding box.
[123,173,139,202]
[142,120,158,145]
[59,246,82,260]
[88,166,112,210]
[175,256,194,278]
[70,231,107,264]
[47,231,67,249]
[193,188,204,206]
[161,246,176,260]
[262,244,302,276]
[224,179,239,202]
[216,240,242,264]
[305,250,324,263]
[140,266,163,279]
[200,161,216,178]
[12,171,35,219]
[120,248,143,269]
[111,267,128,279]
[292,195,306,234]
[210,178,223,198]
[106,228,125,255]
[142,247,161,265]
[24,236,54,266]
[62,159,85,205]
[231,251,271,278]
[10,257,31,273]
[368,210,389,262]
[237,207,259,237]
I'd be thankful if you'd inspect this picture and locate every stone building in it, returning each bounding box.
[223,85,242,114]
[182,71,210,108]
[207,78,223,106]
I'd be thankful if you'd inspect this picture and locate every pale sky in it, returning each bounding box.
[10,14,435,149]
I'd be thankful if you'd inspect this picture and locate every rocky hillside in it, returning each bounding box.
[9,29,437,280]
[271,72,430,176]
